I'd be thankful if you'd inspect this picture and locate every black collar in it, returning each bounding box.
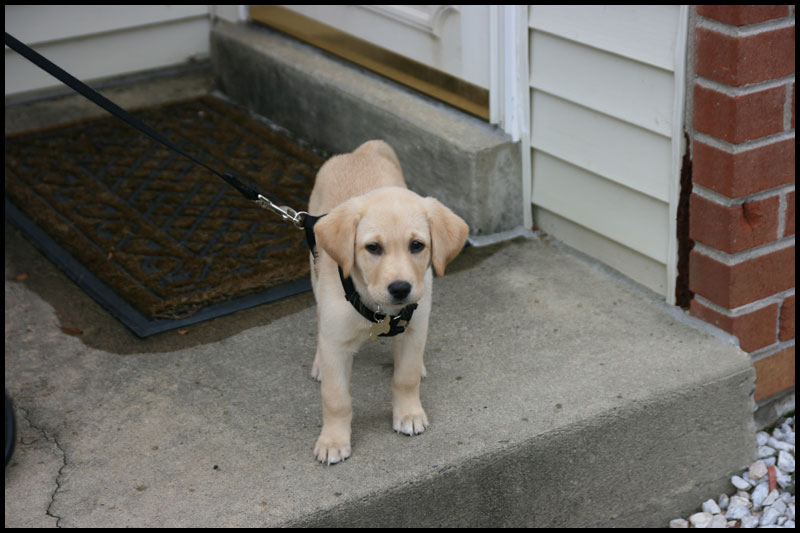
[337,267,417,338]
[303,214,416,338]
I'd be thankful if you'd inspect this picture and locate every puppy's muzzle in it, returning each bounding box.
[388,280,412,303]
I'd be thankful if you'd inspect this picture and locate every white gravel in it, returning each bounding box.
[669,414,795,528]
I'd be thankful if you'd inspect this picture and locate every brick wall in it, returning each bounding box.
[689,5,795,404]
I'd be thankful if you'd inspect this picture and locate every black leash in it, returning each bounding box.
[5,33,260,202]
[4,31,316,232]
[6,32,412,337]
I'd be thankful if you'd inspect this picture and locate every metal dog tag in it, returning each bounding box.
[369,317,391,340]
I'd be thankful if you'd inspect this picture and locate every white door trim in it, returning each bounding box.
[489,4,532,229]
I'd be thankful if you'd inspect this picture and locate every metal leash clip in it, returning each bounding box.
[255,194,308,230]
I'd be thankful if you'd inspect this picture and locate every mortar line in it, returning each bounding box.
[693,236,795,266]
[696,14,795,38]
[692,183,795,207]
[693,130,795,155]
[696,74,795,98]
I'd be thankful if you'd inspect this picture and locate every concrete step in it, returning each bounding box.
[5,235,755,527]
[210,20,522,236]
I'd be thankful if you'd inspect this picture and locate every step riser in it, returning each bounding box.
[290,370,754,527]
[210,22,522,236]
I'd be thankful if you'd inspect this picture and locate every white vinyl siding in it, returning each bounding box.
[528,5,686,298]
[4,5,214,96]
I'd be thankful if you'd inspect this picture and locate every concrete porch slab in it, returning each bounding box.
[5,235,755,527]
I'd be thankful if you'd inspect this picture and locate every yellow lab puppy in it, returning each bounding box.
[308,140,468,464]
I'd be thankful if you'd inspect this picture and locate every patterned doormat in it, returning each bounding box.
[5,95,324,337]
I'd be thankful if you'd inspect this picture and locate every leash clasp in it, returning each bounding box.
[255,194,307,230]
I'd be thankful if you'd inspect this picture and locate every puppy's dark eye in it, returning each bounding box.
[365,243,383,255]
[409,240,425,254]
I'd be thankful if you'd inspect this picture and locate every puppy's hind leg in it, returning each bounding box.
[311,344,323,382]
[310,253,323,382]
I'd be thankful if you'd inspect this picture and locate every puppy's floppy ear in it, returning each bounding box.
[313,198,362,278]
[424,197,469,277]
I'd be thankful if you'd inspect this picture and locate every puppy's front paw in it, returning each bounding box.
[314,432,351,465]
[393,409,429,436]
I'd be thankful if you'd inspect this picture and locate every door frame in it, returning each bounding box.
[489,5,532,230]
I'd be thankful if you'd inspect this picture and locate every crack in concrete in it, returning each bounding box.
[16,404,66,528]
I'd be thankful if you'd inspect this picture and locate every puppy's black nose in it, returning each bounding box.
[388,281,412,302]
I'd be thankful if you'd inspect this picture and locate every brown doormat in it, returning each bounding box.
[5,95,324,337]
